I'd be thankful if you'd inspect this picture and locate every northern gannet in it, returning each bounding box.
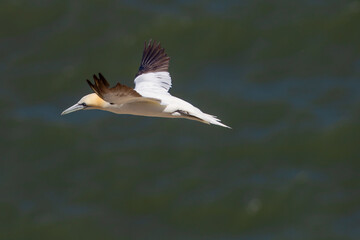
[61,41,230,128]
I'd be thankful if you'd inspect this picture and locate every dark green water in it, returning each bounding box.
[1,1,360,239]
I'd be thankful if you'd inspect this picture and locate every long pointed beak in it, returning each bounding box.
[61,103,85,115]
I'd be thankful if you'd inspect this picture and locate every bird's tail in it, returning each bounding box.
[200,113,231,129]
[176,109,231,128]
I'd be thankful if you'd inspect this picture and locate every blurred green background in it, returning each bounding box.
[1,0,360,239]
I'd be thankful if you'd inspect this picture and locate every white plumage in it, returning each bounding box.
[61,41,230,128]
[134,72,172,93]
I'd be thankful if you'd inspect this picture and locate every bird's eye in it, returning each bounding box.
[81,103,87,107]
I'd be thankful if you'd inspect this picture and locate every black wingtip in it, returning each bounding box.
[86,79,97,94]
[99,72,105,80]
[145,39,163,49]
[136,40,170,77]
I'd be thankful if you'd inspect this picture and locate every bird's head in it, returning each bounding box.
[61,93,107,115]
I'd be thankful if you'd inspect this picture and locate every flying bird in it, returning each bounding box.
[61,41,230,128]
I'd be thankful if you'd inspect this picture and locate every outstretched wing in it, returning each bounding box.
[87,73,160,105]
[134,41,172,95]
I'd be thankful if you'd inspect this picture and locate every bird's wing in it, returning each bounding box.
[87,73,160,105]
[134,41,172,95]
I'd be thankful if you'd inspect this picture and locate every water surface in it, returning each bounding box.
[1,1,360,239]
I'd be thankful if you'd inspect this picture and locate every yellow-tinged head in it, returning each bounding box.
[61,93,108,115]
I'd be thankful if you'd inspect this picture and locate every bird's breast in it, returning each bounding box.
[107,101,170,117]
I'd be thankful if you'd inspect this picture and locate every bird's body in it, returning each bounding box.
[62,41,230,128]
